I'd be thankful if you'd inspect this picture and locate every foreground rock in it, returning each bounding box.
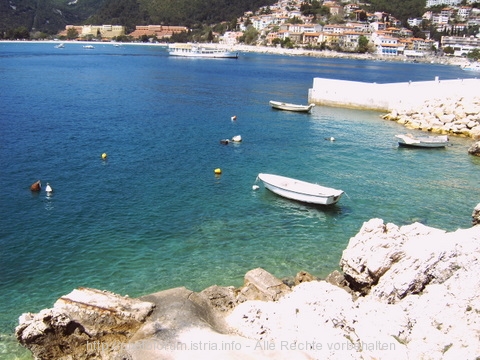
[228,219,480,359]
[382,96,480,139]
[15,288,155,359]
[16,215,480,359]
[468,141,480,156]
[473,203,480,226]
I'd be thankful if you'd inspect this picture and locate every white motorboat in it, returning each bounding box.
[395,134,449,148]
[83,45,95,49]
[269,100,315,113]
[257,173,343,205]
[168,43,238,59]
[462,62,480,72]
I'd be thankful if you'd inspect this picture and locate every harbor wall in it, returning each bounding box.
[308,77,480,112]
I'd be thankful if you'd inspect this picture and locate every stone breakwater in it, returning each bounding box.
[16,204,480,360]
[382,95,480,139]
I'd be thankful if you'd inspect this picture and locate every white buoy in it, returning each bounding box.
[45,183,53,193]
[252,185,259,190]
[231,135,242,142]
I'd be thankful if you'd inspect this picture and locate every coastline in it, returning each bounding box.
[4,38,480,358]
[16,209,480,359]
[1,39,469,67]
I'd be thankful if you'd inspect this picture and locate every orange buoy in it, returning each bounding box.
[30,180,41,192]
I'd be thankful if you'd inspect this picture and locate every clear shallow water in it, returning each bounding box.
[1,42,479,358]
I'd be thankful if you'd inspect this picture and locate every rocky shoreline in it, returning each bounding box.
[16,206,480,359]
[381,95,480,156]
[382,96,480,139]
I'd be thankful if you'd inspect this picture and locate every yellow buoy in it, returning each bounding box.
[214,168,222,175]
[101,153,107,160]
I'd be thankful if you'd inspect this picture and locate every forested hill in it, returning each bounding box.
[365,0,427,24]
[0,0,277,36]
[0,0,102,35]
[88,0,278,31]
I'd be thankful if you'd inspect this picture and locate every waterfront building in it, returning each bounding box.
[60,25,125,39]
[127,25,188,39]
[441,35,480,55]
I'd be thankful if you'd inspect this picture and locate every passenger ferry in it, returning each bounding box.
[168,43,238,59]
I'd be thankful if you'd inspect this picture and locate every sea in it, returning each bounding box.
[1,42,479,358]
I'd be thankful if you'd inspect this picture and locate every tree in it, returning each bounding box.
[10,26,30,39]
[67,28,79,40]
[271,38,282,46]
[357,35,369,53]
[301,1,330,20]
[287,16,303,24]
[282,37,293,49]
[228,17,238,31]
[31,31,48,40]
[467,49,480,61]
[411,26,426,39]
[240,25,258,45]
[169,31,190,43]
[443,46,454,56]
[244,17,252,27]
[365,0,426,25]
[207,29,214,42]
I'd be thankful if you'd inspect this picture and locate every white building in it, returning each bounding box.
[408,18,423,27]
[426,0,461,6]
[426,0,477,5]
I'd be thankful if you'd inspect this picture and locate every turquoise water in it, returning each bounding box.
[1,42,479,358]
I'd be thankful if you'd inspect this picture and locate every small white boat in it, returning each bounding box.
[462,62,480,72]
[220,135,242,144]
[395,134,449,148]
[83,45,95,49]
[269,100,315,113]
[257,173,343,206]
[168,43,238,59]
[55,43,65,49]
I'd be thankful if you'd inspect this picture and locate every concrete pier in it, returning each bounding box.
[308,77,480,112]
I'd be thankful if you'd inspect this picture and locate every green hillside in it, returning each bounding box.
[0,0,277,36]
[365,0,427,23]
[0,0,435,38]
[0,0,105,36]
